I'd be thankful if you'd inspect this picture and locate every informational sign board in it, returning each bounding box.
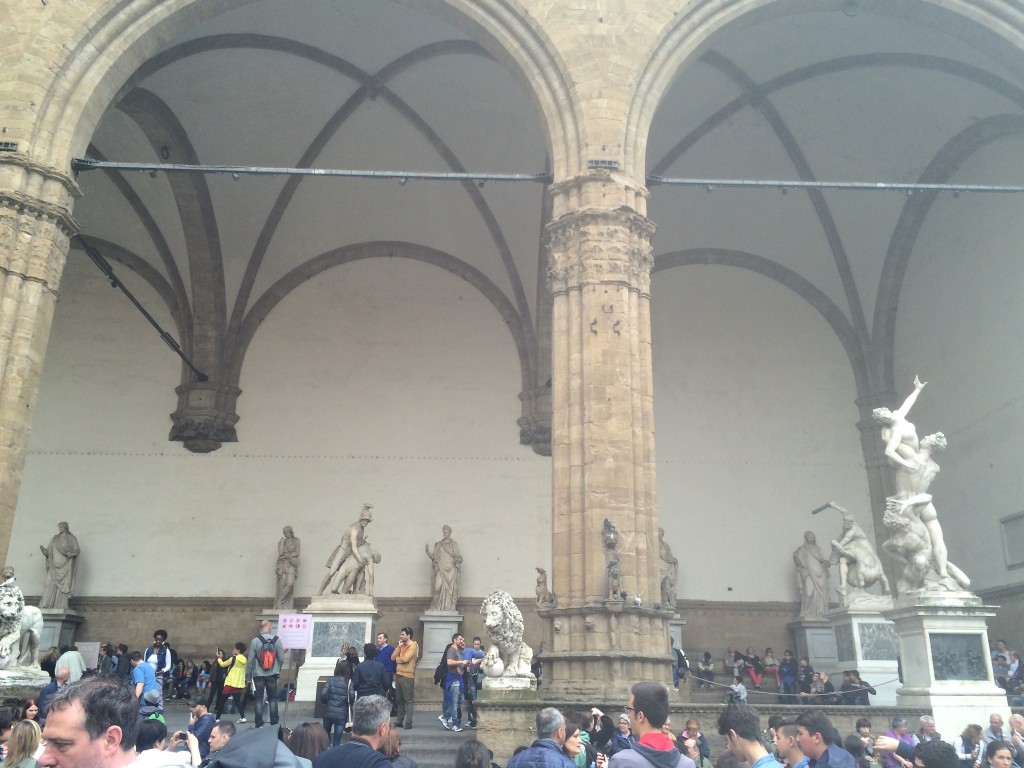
[76,642,100,670]
[276,614,312,650]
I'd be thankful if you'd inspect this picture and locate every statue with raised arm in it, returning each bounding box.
[274,526,300,610]
[658,527,679,608]
[793,530,831,618]
[39,522,80,610]
[319,504,373,596]
[424,526,462,612]
[873,377,967,593]
[815,502,890,605]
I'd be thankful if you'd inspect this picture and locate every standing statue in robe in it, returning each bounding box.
[793,530,831,619]
[425,526,462,612]
[274,526,300,610]
[658,527,679,608]
[39,522,80,610]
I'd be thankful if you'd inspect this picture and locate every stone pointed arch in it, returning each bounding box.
[27,0,583,180]
[625,0,1024,178]
[227,241,533,403]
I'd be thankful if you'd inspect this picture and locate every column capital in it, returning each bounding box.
[170,381,242,453]
[545,207,656,294]
[0,154,82,238]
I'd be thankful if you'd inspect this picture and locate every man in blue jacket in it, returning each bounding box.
[509,707,576,768]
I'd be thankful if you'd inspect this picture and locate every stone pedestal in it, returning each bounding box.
[294,595,380,701]
[828,607,900,704]
[40,609,84,651]
[417,611,463,670]
[883,592,1008,737]
[481,676,536,692]
[789,617,839,673]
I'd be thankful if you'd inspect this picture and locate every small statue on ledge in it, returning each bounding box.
[607,557,622,600]
[535,567,556,609]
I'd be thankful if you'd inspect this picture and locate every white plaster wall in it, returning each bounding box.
[15,254,550,599]
[651,265,872,603]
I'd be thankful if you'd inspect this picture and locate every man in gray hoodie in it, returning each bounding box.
[246,620,285,729]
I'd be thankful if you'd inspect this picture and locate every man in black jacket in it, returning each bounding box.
[351,643,391,699]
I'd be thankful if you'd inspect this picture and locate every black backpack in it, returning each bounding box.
[434,643,452,686]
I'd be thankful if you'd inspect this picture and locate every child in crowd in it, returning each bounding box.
[197,661,211,696]
[696,652,716,689]
[728,675,747,703]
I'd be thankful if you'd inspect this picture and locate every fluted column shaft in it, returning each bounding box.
[0,158,79,565]
[542,172,668,698]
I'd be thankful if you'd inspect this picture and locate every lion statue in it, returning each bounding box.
[0,584,43,670]
[480,590,533,679]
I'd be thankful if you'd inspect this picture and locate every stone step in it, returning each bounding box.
[396,720,478,768]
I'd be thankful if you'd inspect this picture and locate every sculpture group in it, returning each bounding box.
[319,504,379,597]
[792,375,973,618]
[874,377,970,594]
[264,387,970,622]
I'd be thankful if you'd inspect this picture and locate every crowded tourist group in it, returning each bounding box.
[17,662,1024,768]
[6,616,1020,768]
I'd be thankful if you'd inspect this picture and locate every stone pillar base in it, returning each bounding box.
[788,617,838,672]
[294,595,380,701]
[416,611,463,671]
[884,592,1007,736]
[827,606,900,704]
[40,609,84,651]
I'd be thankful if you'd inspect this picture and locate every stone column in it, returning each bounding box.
[0,157,79,565]
[541,171,669,699]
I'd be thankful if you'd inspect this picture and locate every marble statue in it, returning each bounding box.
[873,377,968,593]
[329,541,381,596]
[273,526,300,610]
[817,502,890,605]
[319,504,375,596]
[607,556,622,600]
[883,496,969,593]
[658,527,679,608]
[0,567,43,670]
[39,522,80,610]
[535,567,555,609]
[479,590,534,680]
[424,526,462,612]
[793,530,831,618]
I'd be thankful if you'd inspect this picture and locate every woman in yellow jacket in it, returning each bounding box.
[215,642,249,723]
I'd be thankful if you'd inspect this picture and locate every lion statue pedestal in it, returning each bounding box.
[0,580,49,700]
[480,590,536,692]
